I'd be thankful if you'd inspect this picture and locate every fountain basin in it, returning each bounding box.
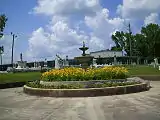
[74,56,94,69]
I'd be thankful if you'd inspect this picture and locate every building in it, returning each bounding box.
[90,50,123,58]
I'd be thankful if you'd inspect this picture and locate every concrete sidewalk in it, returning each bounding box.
[0,81,160,120]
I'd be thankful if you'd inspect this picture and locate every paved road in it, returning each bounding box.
[0,81,160,120]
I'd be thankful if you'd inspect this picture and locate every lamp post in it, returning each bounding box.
[11,32,17,68]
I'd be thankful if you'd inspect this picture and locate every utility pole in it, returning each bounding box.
[128,23,132,64]
[0,46,4,65]
[11,32,17,68]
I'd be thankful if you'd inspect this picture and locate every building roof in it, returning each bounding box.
[90,49,122,54]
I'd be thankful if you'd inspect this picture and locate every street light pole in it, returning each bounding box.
[11,32,17,68]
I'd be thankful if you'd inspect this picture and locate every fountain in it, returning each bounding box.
[74,41,94,69]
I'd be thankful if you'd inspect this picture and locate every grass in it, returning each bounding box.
[126,65,160,75]
[0,65,160,84]
[0,72,41,84]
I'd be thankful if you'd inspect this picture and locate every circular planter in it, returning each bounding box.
[23,78,150,97]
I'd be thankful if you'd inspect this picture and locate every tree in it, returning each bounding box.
[134,33,147,57]
[140,23,160,57]
[111,23,160,58]
[0,14,7,38]
[111,31,136,56]
[111,31,125,49]
[133,23,160,57]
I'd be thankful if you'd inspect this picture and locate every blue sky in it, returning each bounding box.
[100,0,121,17]
[0,0,160,64]
[1,0,48,54]
[1,0,47,33]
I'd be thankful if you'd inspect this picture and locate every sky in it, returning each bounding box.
[0,0,160,64]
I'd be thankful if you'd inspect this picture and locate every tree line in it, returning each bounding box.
[111,23,160,58]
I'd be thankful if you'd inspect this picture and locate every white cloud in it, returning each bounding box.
[26,21,89,60]
[85,8,125,50]
[117,0,160,20]
[144,13,159,25]
[116,0,160,33]
[33,0,101,16]
[19,0,133,63]
[26,0,126,61]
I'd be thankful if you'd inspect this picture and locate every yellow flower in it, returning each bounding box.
[41,66,128,81]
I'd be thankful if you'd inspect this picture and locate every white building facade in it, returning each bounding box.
[90,50,123,58]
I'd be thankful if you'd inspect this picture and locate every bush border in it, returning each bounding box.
[23,80,150,97]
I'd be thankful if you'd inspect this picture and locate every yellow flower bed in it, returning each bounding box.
[41,66,129,81]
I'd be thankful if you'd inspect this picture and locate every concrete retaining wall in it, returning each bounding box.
[23,82,150,97]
